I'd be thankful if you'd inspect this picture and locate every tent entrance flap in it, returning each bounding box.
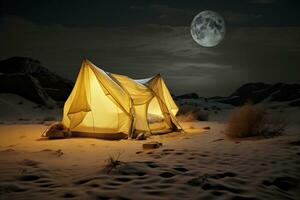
[147,97,168,131]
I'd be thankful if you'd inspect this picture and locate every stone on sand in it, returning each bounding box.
[143,141,163,149]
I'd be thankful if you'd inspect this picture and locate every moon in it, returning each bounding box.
[191,10,226,47]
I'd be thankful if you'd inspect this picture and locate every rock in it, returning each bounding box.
[203,126,211,130]
[143,141,162,150]
[0,74,55,107]
[136,133,146,140]
[0,57,73,106]
[44,122,71,139]
[211,82,300,106]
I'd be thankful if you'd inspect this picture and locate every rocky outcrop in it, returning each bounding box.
[0,74,54,107]
[175,83,300,107]
[211,83,300,106]
[0,57,73,106]
[175,93,199,100]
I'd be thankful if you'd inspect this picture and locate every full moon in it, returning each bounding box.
[191,10,226,47]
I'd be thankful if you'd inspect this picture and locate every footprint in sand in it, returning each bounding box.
[159,172,175,178]
[88,183,99,187]
[95,195,111,200]
[211,138,224,142]
[116,197,131,200]
[262,176,296,191]
[209,172,237,179]
[187,174,208,187]
[152,155,162,159]
[211,191,224,196]
[106,181,122,186]
[19,159,40,168]
[18,174,40,181]
[289,140,300,146]
[40,149,53,152]
[62,192,76,198]
[0,184,27,193]
[74,178,95,185]
[173,167,188,172]
[115,177,132,182]
[202,182,243,194]
[40,149,64,157]
[199,153,209,157]
[7,144,18,148]
[146,162,159,168]
[1,148,15,153]
[162,149,175,152]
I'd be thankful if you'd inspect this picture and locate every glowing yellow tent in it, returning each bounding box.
[62,59,182,139]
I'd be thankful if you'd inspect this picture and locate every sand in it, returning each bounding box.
[0,120,299,200]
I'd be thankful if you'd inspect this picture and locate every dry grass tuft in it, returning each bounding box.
[225,104,286,138]
[105,151,124,174]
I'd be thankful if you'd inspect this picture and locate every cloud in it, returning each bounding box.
[251,0,275,4]
[150,4,194,19]
[223,12,263,26]
[1,15,300,96]
[129,3,195,26]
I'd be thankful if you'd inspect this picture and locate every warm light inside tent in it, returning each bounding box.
[62,59,182,138]
[148,97,164,118]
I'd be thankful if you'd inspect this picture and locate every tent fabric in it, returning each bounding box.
[62,59,182,138]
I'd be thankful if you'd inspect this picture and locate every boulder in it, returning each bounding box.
[0,57,73,106]
[43,122,71,139]
[210,82,300,106]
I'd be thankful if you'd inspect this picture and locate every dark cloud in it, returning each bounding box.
[1,16,299,97]
[1,0,300,27]
[251,0,275,4]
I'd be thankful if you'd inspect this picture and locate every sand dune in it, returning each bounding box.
[0,121,300,200]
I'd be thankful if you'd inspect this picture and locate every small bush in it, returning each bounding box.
[225,104,286,138]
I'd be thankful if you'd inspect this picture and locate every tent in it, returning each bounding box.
[62,59,182,139]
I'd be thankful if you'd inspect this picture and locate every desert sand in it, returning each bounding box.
[0,118,300,200]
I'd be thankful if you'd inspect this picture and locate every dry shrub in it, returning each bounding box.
[105,151,124,174]
[226,104,286,138]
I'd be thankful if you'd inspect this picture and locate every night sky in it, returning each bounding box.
[1,0,300,96]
